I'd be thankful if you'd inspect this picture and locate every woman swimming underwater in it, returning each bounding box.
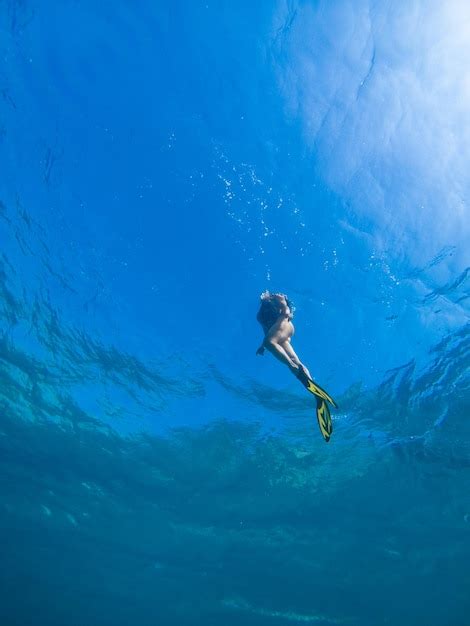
[255,290,312,382]
[255,290,337,442]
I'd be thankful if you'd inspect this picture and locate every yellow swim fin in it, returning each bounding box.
[316,396,333,443]
[296,368,338,408]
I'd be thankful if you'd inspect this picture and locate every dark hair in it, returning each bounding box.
[257,293,295,328]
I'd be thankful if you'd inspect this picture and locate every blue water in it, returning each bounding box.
[1,1,469,624]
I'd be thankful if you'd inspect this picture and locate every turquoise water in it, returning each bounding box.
[1,2,469,624]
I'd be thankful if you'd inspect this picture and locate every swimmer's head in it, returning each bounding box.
[260,290,293,307]
[260,290,289,300]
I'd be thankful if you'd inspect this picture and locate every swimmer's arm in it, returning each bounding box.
[255,316,284,356]
[256,324,269,355]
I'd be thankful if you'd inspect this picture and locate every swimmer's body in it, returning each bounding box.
[256,290,337,442]
[256,290,312,382]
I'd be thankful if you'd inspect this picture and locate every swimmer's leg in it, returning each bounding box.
[263,317,301,374]
[282,341,312,380]
[264,340,298,372]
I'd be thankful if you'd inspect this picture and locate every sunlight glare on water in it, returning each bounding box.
[0,2,469,625]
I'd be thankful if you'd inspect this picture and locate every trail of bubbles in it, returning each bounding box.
[213,148,315,281]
